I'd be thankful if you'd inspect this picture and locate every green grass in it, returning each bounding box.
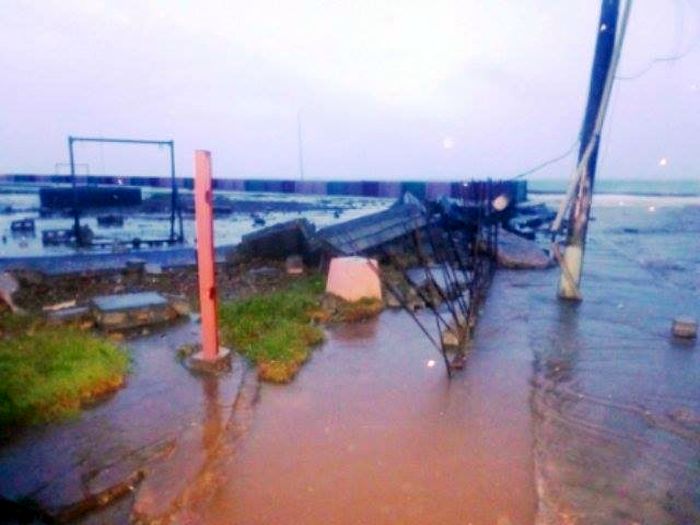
[0,313,129,426]
[219,275,325,383]
[333,296,384,322]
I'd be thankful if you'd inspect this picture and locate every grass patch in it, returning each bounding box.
[333,297,384,322]
[219,275,325,383]
[0,313,129,427]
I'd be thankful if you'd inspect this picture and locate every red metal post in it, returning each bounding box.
[195,150,219,360]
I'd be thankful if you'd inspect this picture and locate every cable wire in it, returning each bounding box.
[508,137,580,180]
[616,37,699,80]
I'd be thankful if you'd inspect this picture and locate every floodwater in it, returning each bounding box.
[529,198,700,524]
[0,320,246,521]
[194,197,699,525]
[0,187,390,257]
[197,282,539,524]
[0,195,698,524]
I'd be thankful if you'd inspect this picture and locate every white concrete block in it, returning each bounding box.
[326,257,381,302]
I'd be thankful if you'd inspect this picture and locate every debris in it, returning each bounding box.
[384,290,401,308]
[497,229,553,269]
[450,353,467,370]
[144,263,163,275]
[441,328,460,348]
[246,266,281,282]
[46,306,91,325]
[405,265,468,301]
[10,218,35,233]
[42,299,77,312]
[97,214,124,227]
[326,257,382,302]
[55,469,145,523]
[285,255,304,275]
[91,292,180,331]
[42,228,73,246]
[318,202,425,255]
[672,316,697,339]
[238,218,315,261]
[441,313,468,349]
[0,272,21,313]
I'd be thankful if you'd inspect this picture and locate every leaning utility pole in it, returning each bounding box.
[557,0,630,300]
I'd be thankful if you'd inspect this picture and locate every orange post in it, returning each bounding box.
[195,150,219,360]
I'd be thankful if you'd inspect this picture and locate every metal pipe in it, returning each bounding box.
[68,136,83,246]
[69,137,173,146]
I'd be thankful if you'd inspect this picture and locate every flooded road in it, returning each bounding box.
[196,199,699,525]
[529,201,700,524]
[0,197,697,524]
[198,279,539,525]
[0,321,246,522]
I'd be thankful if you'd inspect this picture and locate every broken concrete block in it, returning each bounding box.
[46,306,92,325]
[326,257,381,302]
[497,229,553,269]
[672,316,697,339]
[405,265,468,300]
[239,218,316,261]
[91,292,177,330]
[285,255,304,275]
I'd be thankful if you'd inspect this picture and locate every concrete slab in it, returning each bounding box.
[92,292,168,313]
[91,292,176,331]
[46,306,91,324]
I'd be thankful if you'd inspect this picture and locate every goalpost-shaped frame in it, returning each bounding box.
[68,136,184,246]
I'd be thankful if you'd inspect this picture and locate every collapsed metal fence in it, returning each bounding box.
[323,180,502,378]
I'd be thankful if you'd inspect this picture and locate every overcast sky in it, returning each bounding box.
[1,0,698,181]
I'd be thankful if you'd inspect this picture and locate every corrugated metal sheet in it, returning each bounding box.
[318,203,426,255]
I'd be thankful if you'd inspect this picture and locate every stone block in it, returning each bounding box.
[672,316,697,339]
[326,257,381,302]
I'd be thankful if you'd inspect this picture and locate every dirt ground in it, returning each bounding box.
[11,259,306,315]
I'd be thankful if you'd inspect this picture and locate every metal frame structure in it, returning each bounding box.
[68,136,183,246]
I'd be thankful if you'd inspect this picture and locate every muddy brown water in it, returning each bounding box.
[0,320,245,522]
[198,277,538,525]
[1,199,698,524]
